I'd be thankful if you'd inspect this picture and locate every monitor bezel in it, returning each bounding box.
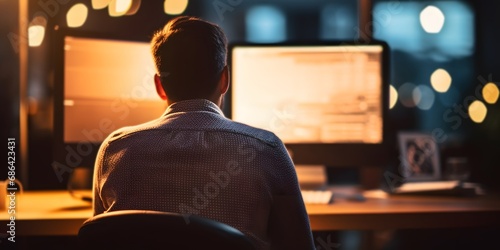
[226,40,391,167]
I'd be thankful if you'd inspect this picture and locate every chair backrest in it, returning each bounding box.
[78,210,255,250]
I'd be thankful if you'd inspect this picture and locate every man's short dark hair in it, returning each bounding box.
[151,16,228,102]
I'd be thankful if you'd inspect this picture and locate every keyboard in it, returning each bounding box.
[301,190,333,204]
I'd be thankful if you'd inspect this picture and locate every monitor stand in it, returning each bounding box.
[295,165,328,190]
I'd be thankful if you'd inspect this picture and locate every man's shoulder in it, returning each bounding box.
[102,119,161,145]
[224,120,282,148]
[100,115,283,149]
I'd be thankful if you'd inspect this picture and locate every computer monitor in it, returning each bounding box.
[228,42,390,167]
[53,30,166,176]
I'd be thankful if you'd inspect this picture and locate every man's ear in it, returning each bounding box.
[219,66,230,95]
[154,74,168,100]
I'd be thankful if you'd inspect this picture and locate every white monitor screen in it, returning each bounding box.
[231,44,384,144]
[63,36,166,143]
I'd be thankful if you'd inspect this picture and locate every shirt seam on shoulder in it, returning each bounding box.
[108,127,279,147]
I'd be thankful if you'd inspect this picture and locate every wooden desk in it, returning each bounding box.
[308,190,500,231]
[1,190,499,236]
[0,191,92,236]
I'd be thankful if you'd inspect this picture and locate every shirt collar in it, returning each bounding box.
[163,99,225,117]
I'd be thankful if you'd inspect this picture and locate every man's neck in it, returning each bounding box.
[166,96,224,109]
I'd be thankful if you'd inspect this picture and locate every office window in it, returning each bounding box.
[373,1,473,60]
[373,1,475,131]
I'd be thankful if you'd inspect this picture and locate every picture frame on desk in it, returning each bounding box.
[398,132,441,182]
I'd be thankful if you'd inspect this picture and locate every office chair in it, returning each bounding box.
[78,210,255,250]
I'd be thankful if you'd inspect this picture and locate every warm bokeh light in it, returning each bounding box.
[414,85,435,110]
[483,82,499,104]
[108,0,140,17]
[398,82,417,108]
[91,0,111,9]
[31,15,47,27]
[116,0,131,13]
[28,25,45,47]
[468,100,487,123]
[67,3,88,28]
[127,0,141,15]
[389,84,398,109]
[420,5,445,34]
[430,68,452,93]
[28,15,47,47]
[164,0,189,15]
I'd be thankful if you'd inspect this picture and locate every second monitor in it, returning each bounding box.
[228,42,390,167]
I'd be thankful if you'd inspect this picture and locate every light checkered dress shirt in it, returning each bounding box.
[93,99,314,249]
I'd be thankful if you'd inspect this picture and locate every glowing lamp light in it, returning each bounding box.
[468,100,487,123]
[91,0,111,9]
[28,25,45,47]
[420,5,445,34]
[67,4,88,28]
[389,84,398,109]
[115,0,131,13]
[483,82,499,104]
[28,16,47,47]
[430,68,452,93]
[108,0,141,17]
[164,0,189,15]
